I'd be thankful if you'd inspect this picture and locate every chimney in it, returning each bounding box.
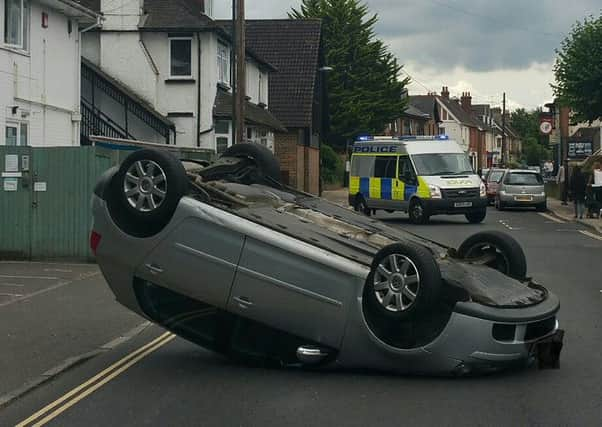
[461,92,472,112]
[441,86,449,99]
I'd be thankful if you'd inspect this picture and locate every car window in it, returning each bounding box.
[351,156,375,177]
[488,170,504,183]
[398,156,417,183]
[373,156,397,178]
[504,172,543,185]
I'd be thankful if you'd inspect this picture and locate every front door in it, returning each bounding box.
[398,156,419,208]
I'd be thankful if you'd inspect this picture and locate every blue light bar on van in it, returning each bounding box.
[396,135,449,141]
[356,135,374,142]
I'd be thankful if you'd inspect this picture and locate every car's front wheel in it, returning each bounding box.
[457,231,527,279]
[106,149,189,238]
[354,195,371,216]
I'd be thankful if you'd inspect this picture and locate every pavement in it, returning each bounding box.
[1,205,602,425]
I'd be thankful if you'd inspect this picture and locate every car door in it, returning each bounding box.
[227,234,354,348]
[136,215,245,309]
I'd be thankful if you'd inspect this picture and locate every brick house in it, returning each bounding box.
[385,103,439,136]
[241,19,326,195]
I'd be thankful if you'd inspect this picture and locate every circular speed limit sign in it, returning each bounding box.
[540,121,553,135]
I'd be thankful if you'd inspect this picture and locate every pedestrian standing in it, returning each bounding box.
[556,164,567,205]
[589,161,602,217]
[570,166,587,219]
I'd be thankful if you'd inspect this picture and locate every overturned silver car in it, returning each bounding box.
[91,144,563,375]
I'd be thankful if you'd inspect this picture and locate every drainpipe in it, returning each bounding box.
[196,33,202,147]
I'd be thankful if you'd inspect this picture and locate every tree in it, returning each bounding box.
[290,0,410,149]
[511,108,550,165]
[553,14,602,124]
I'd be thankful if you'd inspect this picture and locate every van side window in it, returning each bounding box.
[351,156,375,177]
[373,156,397,178]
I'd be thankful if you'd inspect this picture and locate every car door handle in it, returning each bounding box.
[233,296,254,308]
[145,263,164,275]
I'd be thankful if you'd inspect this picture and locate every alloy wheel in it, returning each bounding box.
[373,254,421,312]
[124,160,168,212]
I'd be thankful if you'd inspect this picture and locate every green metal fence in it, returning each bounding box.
[0,144,213,261]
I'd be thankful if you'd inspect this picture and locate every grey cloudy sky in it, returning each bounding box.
[215,1,601,110]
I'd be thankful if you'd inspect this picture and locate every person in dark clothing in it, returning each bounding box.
[571,166,587,219]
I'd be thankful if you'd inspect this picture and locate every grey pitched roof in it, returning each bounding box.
[140,0,213,30]
[217,19,323,128]
[402,104,431,119]
[438,97,483,129]
[214,88,286,132]
[409,96,440,122]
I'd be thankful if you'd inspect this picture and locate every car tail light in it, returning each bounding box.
[90,231,102,256]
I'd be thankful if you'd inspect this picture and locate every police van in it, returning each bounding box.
[348,135,487,224]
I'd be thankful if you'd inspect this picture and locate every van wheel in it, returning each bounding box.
[354,195,371,216]
[465,209,487,224]
[409,199,429,224]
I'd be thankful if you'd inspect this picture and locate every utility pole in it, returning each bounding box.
[234,0,246,144]
[501,92,507,165]
[231,0,237,145]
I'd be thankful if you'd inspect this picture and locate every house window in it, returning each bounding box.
[169,38,192,78]
[403,120,411,135]
[217,43,230,86]
[215,120,229,134]
[216,137,228,155]
[204,0,213,17]
[246,127,253,141]
[5,123,27,146]
[258,73,265,104]
[4,0,30,50]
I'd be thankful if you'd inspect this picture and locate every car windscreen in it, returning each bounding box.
[504,172,544,185]
[411,153,474,176]
[488,170,504,183]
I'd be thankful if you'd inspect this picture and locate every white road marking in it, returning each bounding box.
[43,269,72,273]
[579,230,602,242]
[538,212,566,224]
[0,293,23,297]
[0,275,59,280]
[0,283,25,287]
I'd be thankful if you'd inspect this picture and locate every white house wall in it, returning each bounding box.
[1,0,82,146]
[101,0,141,31]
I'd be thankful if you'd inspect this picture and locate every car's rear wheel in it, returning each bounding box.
[363,243,442,321]
[495,197,505,211]
[457,231,527,279]
[465,209,487,224]
[408,199,429,224]
[106,149,188,238]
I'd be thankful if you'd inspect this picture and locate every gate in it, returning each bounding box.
[0,144,212,261]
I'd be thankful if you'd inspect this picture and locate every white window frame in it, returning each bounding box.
[205,0,213,17]
[4,0,30,51]
[258,72,266,104]
[168,37,193,79]
[4,122,28,146]
[217,42,230,86]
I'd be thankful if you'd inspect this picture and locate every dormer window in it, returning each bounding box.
[169,37,192,78]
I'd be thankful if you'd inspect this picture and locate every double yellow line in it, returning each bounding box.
[17,332,175,427]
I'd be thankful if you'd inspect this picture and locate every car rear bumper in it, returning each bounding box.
[499,193,546,206]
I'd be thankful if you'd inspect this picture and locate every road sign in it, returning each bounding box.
[540,119,553,135]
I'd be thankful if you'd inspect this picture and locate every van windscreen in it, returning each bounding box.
[412,153,474,176]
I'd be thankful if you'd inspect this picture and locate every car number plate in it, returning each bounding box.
[454,202,473,208]
[515,195,533,201]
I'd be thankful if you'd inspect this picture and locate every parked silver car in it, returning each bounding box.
[91,145,562,376]
[496,169,547,211]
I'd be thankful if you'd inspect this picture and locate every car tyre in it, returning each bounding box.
[457,231,527,280]
[363,242,442,321]
[536,202,547,212]
[408,199,429,224]
[495,197,505,211]
[465,209,487,224]
[107,149,188,238]
[221,143,281,185]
